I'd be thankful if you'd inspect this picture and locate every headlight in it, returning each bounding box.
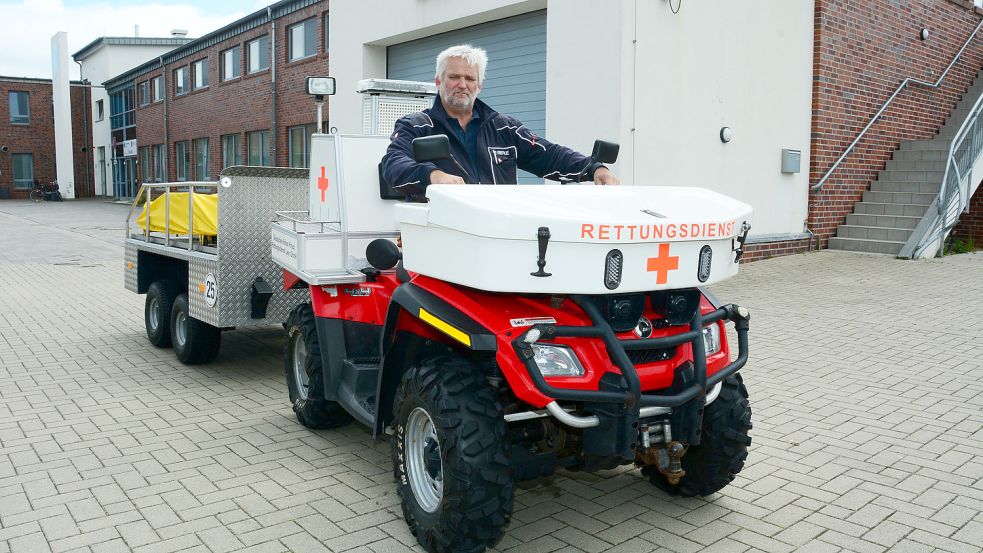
[703,323,721,356]
[531,344,585,377]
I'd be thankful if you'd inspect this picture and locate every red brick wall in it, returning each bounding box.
[135,3,328,181]
[743,239,813,263]
[0,79,93,199]
[808,0,983,249]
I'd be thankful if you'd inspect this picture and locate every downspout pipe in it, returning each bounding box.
[75,59,91,197]
[269,6,278,166]
[161,56,169,181]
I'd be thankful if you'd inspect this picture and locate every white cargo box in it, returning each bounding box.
[273,134,399,284]
[396,185,753,294]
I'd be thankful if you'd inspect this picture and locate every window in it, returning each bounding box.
[323,14,329,53]
[95,99,104,121]
[138,81,150,106]
[288,124,316,168]
[222,134,241,168]
[247,35,270,73]
[221,46,241,81]
[9,91,29,125]
[175,141,190,180]
[194,138,209,179]
[12,154,34,189]
[289,18,317,61]
[153,144,166,182]
[174,66,188,96]
[140,146,152,183]
[193,59,209,89]
[152,76,164,102]
[247,130,271,166]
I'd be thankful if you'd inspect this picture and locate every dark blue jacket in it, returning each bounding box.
[381,97,603,200]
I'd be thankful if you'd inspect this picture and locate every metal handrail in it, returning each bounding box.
[813,19,983,192]
[908,82,983,258]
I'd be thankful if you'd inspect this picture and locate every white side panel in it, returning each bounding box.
[338,135,399,233]
[309,135,342,223]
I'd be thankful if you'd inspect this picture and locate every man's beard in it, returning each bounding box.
[441,89,475,110]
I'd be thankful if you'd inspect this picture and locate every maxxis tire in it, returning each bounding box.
[643,373,752,497]
[392,356,513,553]
[145,281,179,348]
[170,293,222,365]
[283,303,352,429]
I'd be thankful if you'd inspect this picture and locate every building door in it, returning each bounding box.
[113,157,137,198]
[97,147,106,196]
[386,10,547,184]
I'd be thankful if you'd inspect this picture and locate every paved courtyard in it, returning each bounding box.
[1,198,982,553]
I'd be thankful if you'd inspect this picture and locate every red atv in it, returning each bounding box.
[277,134,753,553]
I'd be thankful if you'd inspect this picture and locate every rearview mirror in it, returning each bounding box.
[592,140,620,164]
[412,135,451,162]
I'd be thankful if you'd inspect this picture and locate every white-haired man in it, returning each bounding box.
[382,44,619,199]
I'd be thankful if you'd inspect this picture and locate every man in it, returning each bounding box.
[382,44,619,200]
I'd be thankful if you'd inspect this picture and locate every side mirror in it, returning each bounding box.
[592,140,620,165]
[412,135,451,163]
[366,238,401,270]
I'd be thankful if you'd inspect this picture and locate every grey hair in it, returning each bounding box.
[435,44,488,85]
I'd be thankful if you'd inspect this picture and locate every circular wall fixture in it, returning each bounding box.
[720,127,733,143]
[920,28,930,41]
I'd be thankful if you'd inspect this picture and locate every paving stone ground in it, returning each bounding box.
[1,198,982,553]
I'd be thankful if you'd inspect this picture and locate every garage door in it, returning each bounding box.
[387,10,546,183]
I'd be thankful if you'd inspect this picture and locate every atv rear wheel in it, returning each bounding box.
[643,373,752,497]
[392,357,513,553]
[283,303,352,429]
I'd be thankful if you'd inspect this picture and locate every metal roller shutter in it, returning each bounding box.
[387,10,547,183]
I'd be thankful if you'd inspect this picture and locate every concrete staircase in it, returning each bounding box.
[828,71,983,255]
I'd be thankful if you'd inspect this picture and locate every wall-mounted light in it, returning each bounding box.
[720,127,733,143]
[920,28,930,41]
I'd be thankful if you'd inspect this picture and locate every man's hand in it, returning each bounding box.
[593,167,620,185]
[430,170,466,185]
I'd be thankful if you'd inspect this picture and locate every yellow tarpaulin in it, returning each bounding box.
[136,192,219,236]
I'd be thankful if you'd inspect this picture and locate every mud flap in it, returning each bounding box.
[667,362,704,446]
[581,373,639,472]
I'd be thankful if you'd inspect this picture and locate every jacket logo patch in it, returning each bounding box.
[489,147,516,165]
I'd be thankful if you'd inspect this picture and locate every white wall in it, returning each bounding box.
[330,0,814,237]
[79,44,182,195]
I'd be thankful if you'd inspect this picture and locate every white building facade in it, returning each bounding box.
[73,36,192,196]
[330,0,814,242]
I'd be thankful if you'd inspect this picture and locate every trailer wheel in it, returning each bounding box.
[643,373,752,497]
[392,357,513,553]
[284,303,352,429]
[170,293,222,364]
[145,280,178,347]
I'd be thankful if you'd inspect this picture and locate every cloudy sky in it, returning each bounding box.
[0,0,271,79]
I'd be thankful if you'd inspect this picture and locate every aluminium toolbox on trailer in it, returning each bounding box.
[124,167,311,331]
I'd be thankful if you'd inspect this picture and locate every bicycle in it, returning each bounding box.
[29,180,63,202]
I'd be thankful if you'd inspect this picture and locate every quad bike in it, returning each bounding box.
[273,132,753,553]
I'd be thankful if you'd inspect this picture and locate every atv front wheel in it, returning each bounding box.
[392,357,513,553]
[284,303,352,429]
[643,373,752,496]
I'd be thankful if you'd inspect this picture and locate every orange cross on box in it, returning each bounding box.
[318,166,330,202]
[647,243,679,285]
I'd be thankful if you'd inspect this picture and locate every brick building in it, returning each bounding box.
[797,0,983,259]
[0,77,93,199]
[103,0,327,197]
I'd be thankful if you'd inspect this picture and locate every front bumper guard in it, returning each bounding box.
[511,297,750,429]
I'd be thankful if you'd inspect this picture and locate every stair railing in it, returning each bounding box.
[902,84,983,258]
[813,19,983,193]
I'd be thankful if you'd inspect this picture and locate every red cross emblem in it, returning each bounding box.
[646,243,679,285]
[318,166,329,203]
